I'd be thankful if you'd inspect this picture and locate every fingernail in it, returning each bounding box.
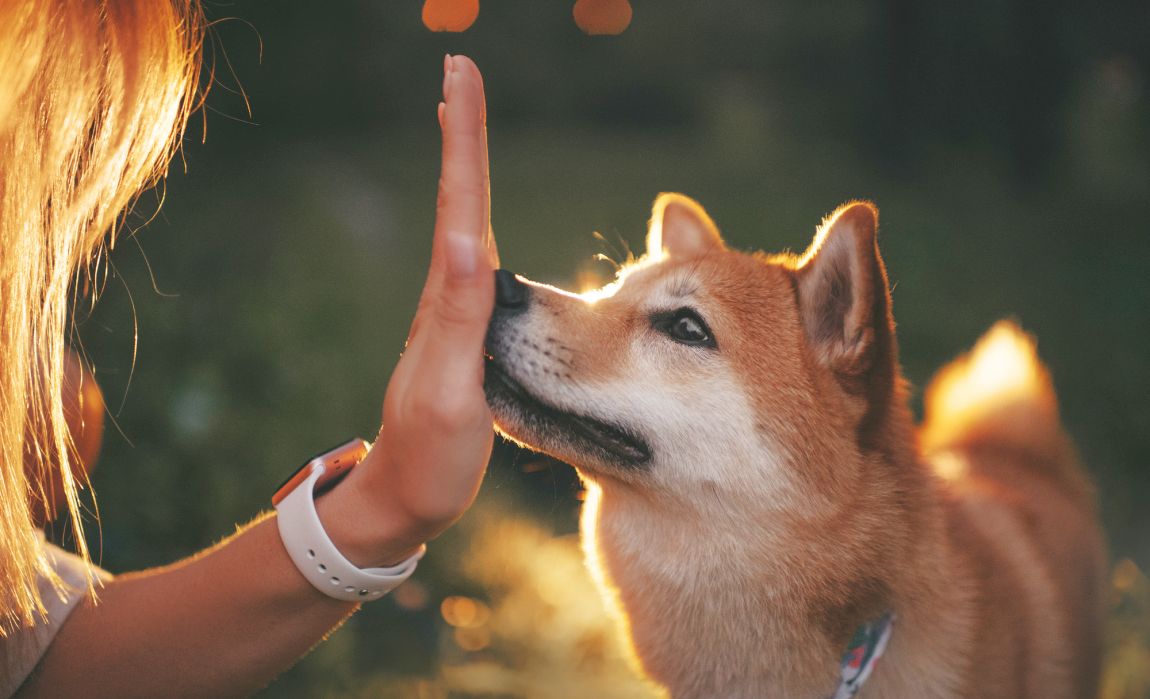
[437,101,446,128]
[445,231,480,279]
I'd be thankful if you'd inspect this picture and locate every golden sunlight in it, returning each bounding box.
[577,278,623,304]
[929,451,969,483]
[439,507,665,698]
[937,322,1043,414]
[576,268,608,297]
[576,252,656,304]
[922,320,1054,451]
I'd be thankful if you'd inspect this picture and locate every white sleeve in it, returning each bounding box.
[0,537,111,698]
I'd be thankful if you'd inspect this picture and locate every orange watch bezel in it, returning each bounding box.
[272,438,370,507]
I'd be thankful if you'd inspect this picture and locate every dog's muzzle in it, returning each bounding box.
[494,268,529,313]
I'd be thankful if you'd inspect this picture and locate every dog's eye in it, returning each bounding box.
[652,309,716,348]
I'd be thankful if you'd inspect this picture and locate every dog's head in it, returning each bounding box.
[485,194,902,509]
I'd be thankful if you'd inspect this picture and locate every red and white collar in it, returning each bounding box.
[828,612,894,699]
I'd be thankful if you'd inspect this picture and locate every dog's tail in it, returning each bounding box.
[920,321,1080,482]
[923,323,1106,696]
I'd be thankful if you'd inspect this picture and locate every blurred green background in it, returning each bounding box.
[63,1,1150,696]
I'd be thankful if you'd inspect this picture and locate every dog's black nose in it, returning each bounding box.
[494,269,528,310]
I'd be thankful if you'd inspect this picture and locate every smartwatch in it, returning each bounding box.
[273,438,425,602]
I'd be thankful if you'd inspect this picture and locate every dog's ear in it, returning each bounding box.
[646,193,725,260]
[795,202,891,378]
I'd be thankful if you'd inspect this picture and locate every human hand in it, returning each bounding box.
[318,55,497,567]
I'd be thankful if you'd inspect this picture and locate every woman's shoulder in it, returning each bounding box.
[0,537,111,698]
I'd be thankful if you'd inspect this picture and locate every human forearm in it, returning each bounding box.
[17,514,359,699]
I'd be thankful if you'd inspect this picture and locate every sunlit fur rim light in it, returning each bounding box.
[0,0,206,635]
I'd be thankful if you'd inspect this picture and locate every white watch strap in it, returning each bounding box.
[275,463,425,602]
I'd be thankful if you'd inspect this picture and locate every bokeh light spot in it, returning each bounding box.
[422,0,479,32]
[441,595,492,628]
[393,579,430,611]
[573,0,633,35]
[453,625,492,652]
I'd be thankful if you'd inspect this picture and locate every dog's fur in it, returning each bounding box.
[484,194,1107,698]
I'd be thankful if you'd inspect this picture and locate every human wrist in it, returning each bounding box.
[273,441,428,601]
[313,467,428,569]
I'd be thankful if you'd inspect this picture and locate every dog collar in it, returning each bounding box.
[828,611,894,699]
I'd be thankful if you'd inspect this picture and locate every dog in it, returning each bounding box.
[483,194,1107,698]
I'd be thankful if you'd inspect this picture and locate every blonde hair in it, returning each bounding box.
[0,0,204,633]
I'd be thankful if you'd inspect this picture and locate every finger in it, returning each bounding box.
[449,56,498,268]
[407,56,492,343]
[407,231,495,390]
[439,55,488,236]
[428,56,490,290]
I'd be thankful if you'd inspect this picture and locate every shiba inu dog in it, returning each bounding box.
[484,194,1107,698]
